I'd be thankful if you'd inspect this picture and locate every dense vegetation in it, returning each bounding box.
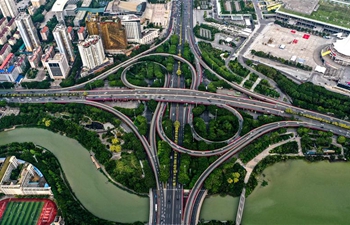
[125,62,166,87]
[255,64,350,119]
[269,141,299,154]
[0,103,155,193]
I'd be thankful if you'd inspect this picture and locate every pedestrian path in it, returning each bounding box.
[239,74,250,87]
[250,77,261,91]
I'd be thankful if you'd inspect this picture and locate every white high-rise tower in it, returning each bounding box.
[15,13,40,52]
[78,35,106,71]
[53,23,75,63]
[0,0,18,18]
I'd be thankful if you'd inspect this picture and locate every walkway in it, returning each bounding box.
[250,77,261,92]
[239,74,250,87]
[235,188,246,225]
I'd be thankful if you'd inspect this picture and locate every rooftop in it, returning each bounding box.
[41,26,49,33]
[332,35,350,56]
[52,0,69,12]
[281,0,319,15]
[0,157,10,182]
[78,26,85,33]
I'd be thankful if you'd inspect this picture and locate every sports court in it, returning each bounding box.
[247,23,334,68]
[0,198,57,225]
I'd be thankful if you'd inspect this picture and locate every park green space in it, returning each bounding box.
[243,160,350,224]
[0,201,44,225]
[280,0,350,29]
[200,195,239,221]
[0,128,148,223]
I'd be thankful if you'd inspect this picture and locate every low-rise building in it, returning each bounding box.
[13,30,20,39]
[45,53,70,79]
[0,156,53,196]
[67,26,74,40]
[28,46,43,68]
[0,28,9,45]
[64,4,77,17]
[6,18,16,31]
[0,44,12,64]
[140,29,159,45]
[0,65,20,82]
[77,26,86,41]
[0,53,14,70]
[40,26,49,41]
[31,0,45,7]
[41,46,55,68]
[73,11,87,27]
[28,5,37,16]
[8,37,16,45]
[0,18,7,30]
[14,54,27,73]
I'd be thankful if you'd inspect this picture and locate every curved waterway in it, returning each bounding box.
[200,195,239,221]
[0,128,148,223]
[243,160,350,225]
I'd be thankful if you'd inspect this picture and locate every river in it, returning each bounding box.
[0,128,148,223]
[200,195,239,221]
[243,160,350,225]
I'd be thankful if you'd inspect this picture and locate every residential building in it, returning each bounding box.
[0,28,9,45]
[121,14,142,43]
[6,18,16,31]
[28,46,43,68]
[8,37,16,45]
[78,35,107,71]
[0,53,14,70]
[41,46,55,68]
[67,26,74,41]
[15,13,41,52]
[86,13,128,53]
[13,30,20,39]
[14,54,27,73]
[77,26,86,41]
[0,0,18,18]
[0,44,12,64]
[40,26,49,41]
[0,18,7,31]
[0,156,53,196]
[45,53,70,79]
[53,23,75,62]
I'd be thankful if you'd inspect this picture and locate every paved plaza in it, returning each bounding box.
[247,23,334,68]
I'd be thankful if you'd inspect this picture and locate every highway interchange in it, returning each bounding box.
[1,0,350,224]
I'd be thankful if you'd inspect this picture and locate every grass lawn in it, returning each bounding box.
[280,0,350,29]
[0,201,44,225]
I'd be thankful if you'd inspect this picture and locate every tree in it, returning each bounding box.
[337,136,346,144]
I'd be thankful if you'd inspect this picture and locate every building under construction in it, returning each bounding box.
[86,13,128,53]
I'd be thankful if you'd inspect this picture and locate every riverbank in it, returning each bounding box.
[0,128,149,223]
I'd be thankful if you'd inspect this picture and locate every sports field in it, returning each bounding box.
[0,201,44,225]
[0,199,57,225]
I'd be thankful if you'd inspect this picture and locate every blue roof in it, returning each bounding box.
[7,65,14,72]
[15,75,24,83]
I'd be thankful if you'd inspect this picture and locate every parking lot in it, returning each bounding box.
[246,23,334,68]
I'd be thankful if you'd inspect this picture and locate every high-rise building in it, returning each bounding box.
[86,13,128,53]
[121,15,142,43]
[45,53,70,79]
[15,13,40,52]
[0,0,18,18]
[78,35,106,71]
[53,23,75,63]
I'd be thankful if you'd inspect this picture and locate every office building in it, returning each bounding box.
[53,23,75,62]
[78,35,107,71]
[0,0,18,18]
[121,15,142,43]
[86,13,128,53]
[45,53,70,79]
[0,156,53,196]
[15,13,41,52]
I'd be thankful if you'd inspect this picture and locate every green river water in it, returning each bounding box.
[243,160,350,225]
[0,128,149,223]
